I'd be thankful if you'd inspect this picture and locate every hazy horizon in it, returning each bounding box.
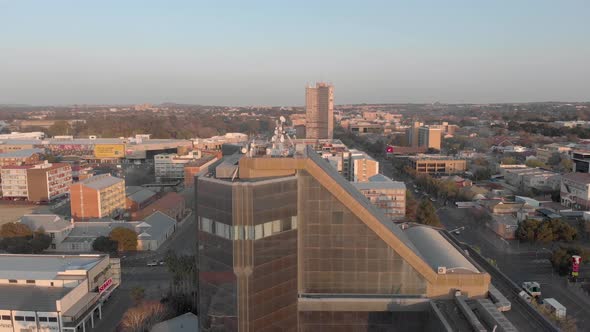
[1,0,589,106]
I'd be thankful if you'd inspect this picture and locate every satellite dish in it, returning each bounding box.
[280,116,286,123]
[241,147,248,154]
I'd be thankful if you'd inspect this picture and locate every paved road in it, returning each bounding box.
[439,206,590,330]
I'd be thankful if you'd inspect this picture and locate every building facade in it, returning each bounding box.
[196,147,490,331]
[561,173,590,210]
[0,162,72,202]
[305,83,334,139]
[0,254,120,332]
[70,174,125,220]
[353,174,406,220]
[418,127,442,150]
[408,155,467,175]
[154,151,202,182]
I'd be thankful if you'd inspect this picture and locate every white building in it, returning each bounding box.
[0,132,45,140]
[20,212,176,252]
[0,254,120,332]
[503,167,561,191]
[154,151,201,181]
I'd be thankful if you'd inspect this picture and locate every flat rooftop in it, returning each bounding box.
[0,254,103,280]
[0,285,72,311]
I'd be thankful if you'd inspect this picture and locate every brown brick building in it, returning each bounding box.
[70,174,125,220]
[0,162,71,202]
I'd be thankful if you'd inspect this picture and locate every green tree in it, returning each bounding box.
[501,157,518,165]
[473,168,492,181]
[30,228,52,253]
[560,158,573,172]
[525,158,546,168]
[92,236,118,253]
[130,286,145,304]
[0,223,51,254]
[547,153,562,166]
[47,120,71,137]
[415,199,441,227]
[515,219,540,242]
[551,246,589,276]
[109,227,138,251]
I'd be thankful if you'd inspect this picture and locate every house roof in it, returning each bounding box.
[0,148,45,158]
[20,214,71,232]
[126,187,156,204]
[562,172,590,185]
[139,211,176,240]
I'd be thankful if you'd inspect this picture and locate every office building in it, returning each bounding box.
[196,146,491,331]
[305,82,334,139]
[418,126,442,150]
[572,150,590,173]
[0,254,120,332]
[1,162,72,202]
[349,149,379,182]
[503,167,561,191]
[154,151,205,182]
[353,174,406,220]
[70,174,126,220]
[409,155,467,175]
[405,122,423,148]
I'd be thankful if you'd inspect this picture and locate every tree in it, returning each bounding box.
[547,153,562,166]
[47,120,71,137]
[560,158,573,172]
[92,236,118,253]
[130,287,145,304]
[0,222,32,238]
[473,168,492,181]
[415,199,441,227]
[30,228,52,253]
[109,227,138,251]
[525,158,546,168]
[120,301,171,332]
[405,190,418,221]
[515,219,540,242]
[516,218,577,243]
[551,246,589,276]
[501,156,518,165]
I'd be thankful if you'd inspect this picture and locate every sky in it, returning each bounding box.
[0,0,589,106]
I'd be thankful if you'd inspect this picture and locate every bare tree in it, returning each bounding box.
[120,301,171,332]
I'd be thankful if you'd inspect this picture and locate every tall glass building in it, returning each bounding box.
[196,146,490,331]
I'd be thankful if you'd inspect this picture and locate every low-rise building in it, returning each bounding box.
[409,155,467,175]
[503,167,561,191]
[353,174,406,220]
[561,172,590,210]
[125,186,157,212]
[349,149,379,182]
[0,148,44,168]
[70,174,126,220]
[1,162,72,202]
[183,154,219,187]
[132,191,186,222]
[572,150,590,173]
[536,143,573,164]
[21,212,176,252]
[0,254,120,332]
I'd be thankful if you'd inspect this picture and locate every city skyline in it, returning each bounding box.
[1,0,589,105]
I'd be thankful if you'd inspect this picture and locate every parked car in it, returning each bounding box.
[147,261,158,267]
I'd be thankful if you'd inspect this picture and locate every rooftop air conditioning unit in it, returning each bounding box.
[437,266,447,275]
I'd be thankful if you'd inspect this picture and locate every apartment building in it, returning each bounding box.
[70,174,125,220]
[536,143,572,164]
[504,167,561,191]
[349,149,379,182]
[0,254,120,332]
[353,174,406,220]
[418,126,442,150]
[0,162,72,202]
[409,155,467,175]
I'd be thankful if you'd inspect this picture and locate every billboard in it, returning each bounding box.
[94,144,125,159]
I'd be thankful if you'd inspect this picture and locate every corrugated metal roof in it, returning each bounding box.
[0,254,103,280]
[79,174,124,190]
[20,214,71,232]
[0,285,72,311]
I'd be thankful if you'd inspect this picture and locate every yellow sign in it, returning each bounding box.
[94,144,125,158]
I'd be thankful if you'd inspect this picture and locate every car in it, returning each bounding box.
[159,260,165,266]
[454,230,461,235]
[430,198,437,202]
[147,261,158,267]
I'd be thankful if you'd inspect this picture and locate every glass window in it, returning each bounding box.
[254,224,263,240]
[39,317,48,322]
[272,220,281,234]
[291,216,298,229]
[25,316,35,322]
[200,217,212,233]
[263,222,272,237]
[26,280,35,284]
[8,279,17,284]
[48,317,58,322]
[1,315,10,320]
[14,316,24,321]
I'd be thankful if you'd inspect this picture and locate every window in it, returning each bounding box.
[50,233,55,239]
[1,315,10,320]
[8,279,17,284]
[50,282,54,286]
[254,224,263,240]
[51,244,56,249]
[200,217,212,233]
[39,317,48,322]
[14,316,24,321]
[26,280,35,284]
[48,317,58,323]
[25,316,35,322]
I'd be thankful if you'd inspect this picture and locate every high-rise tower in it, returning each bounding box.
[305,82,334,139]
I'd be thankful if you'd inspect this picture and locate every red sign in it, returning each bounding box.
[99,278,113,294]
[386,146,394,153]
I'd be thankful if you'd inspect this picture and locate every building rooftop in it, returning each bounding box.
[150,312,199,332]
[20,214,72,232]
[0,148,45,158]
[404,226,479,274]
[353,174,406,190]
[0,285,72,311]
[78,174,124,190]
[136,211,176,240]
[562,172,590,184]
[0,254,103,280]
[126,186,156,204]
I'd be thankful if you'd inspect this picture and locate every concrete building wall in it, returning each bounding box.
[305,83,334,139]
